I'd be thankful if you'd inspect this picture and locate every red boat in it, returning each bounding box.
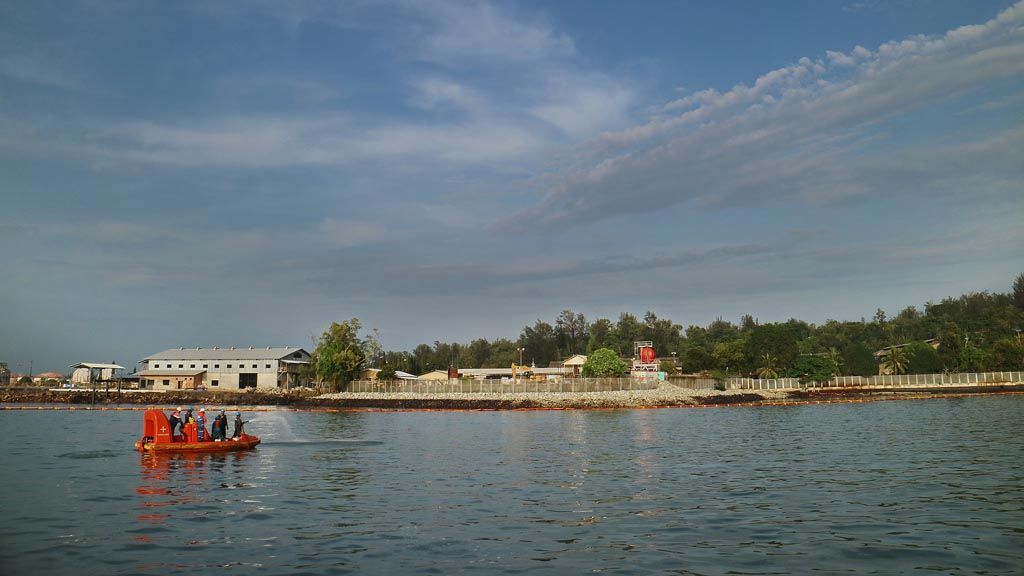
[135,408,260,453]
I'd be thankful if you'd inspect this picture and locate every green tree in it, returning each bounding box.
[644,311,683,356]
[959,341,987,372]
[581,348,628,377]
[841,342,878,377]
[18,376,32,385]
[740,314,758,332]
[464,338,492,368]
[377,364,397,381]
[314,319,372,391]
[681,347,716,373]
[937,323,964,370]
[826,347,844,376]
[789,355,837,384]
[614,313,645,356]
[989,337,1024,370]
[587,318,614,353]
[905,341,942,374]
[519,320,558,367]
[883,346,909,375]
[298,355,318,388]
[410,343,433,375]
[873,308,887,325]
[488,338,519,368]
[713,339,747,374]
[685,325,709,349]
[658,359,677,375]
[1013,272,1024,309]
[706,318,739,344]
[556,309,589,356]
[756,353,779,379]
[430,341,460,371]
[745,324,798,373]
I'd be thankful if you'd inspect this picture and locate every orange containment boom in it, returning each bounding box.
[135,408,260,453]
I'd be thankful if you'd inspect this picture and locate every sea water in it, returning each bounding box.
[0,396,1022,575]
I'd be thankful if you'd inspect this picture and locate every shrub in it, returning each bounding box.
[582,348,629,377]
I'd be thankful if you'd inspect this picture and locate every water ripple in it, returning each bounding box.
[0,399,1022,574]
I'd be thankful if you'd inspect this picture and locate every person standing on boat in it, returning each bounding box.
[183,406,194,425]
[211,410,227,441]
[168,407,183,437]
[232,411,248,439]
[196,408,207,441]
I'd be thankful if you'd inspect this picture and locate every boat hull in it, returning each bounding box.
[135,435,260,453]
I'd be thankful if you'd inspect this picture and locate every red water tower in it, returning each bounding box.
[639,345,656,364]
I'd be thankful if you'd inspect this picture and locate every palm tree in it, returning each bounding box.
[827,347,844,376]
[883,346,909,375]
[757,353,779,379]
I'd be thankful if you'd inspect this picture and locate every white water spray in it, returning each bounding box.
[250,410,301,442]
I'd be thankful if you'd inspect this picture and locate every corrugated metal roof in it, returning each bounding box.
[70,362,125,370]
[139,369,206,376]
[563,355,588,366]
[459,367,568,376]
[143,347,309,361]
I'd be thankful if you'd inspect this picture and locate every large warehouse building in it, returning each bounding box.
[140,347,311,391]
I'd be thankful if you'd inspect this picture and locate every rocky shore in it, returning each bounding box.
[312,384,785,409]
[4,383,1016,410]
[0,384,780,409]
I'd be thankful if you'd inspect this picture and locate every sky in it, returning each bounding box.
[2,0,1023,373]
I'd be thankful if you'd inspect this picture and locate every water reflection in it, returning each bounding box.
[135,451,262,538]
[3,400,1022,574]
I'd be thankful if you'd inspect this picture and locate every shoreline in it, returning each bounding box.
[2,384,1022,411]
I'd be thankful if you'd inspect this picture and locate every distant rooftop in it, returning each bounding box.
[70,362,125,370]
[144,347,309,361]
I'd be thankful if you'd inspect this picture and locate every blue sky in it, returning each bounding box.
[2,0,1023,373]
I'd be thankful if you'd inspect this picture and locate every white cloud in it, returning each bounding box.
[211,74,341,107]
[410,77,488,116]
[528,75,633,139]
[7,111,550,168]
[0,53,82,91]
[0,0,631,173]
[851,45,872,59]
[408,0,575,64]
[513,1,1024,228]
[318,219,387,248]
[826,50,855,66]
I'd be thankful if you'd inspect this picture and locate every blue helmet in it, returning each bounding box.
[235,412,241,417]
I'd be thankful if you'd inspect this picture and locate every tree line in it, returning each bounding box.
[310,273,1024,388]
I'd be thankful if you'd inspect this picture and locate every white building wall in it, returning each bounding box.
[143,349,310,391]
[147,357,286,390]
[71,368,91,384]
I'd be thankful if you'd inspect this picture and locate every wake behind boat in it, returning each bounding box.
[135,408,260,453]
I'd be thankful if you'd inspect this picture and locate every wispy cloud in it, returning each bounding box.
[0,112,550,168]
[406,0,575,64]
[512,2,1024,228]
[0,53,83,91]
[318,219,388,248]
[528,73,634,139]
[0,0,633,172]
